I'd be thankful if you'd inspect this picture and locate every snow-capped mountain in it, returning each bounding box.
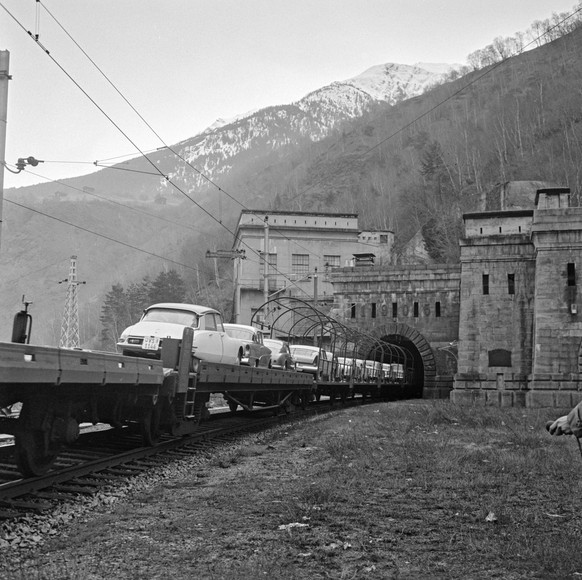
[163,63,454,193]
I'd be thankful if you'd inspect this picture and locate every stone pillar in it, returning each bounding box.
[528,188,582,408]
[452,211,535,407]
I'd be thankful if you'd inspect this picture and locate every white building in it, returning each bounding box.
[232,210,393,324]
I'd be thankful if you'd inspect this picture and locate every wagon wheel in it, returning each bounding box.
[141,402,162,446]
[192,393,211,424]
[15,401,62,477]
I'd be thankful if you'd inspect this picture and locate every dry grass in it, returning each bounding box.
[1,400,581,579]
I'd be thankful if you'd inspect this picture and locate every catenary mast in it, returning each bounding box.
[0,51,10,253]
[60,256,85,348]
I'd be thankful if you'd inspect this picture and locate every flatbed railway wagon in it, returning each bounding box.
[0,327,314,478]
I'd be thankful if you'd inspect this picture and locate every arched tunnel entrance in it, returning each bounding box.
[372,335,425,398]
[364,324,438,398]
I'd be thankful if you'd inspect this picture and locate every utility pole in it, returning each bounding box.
[263,216,269,305]
[0,51,10,253]
[205,249,246,323]
[313,267,319,306]
[59,255,86,348]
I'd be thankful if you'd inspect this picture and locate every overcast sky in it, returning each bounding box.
[0,0,577,188]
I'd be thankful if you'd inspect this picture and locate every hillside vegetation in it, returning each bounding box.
[269,26,582,260]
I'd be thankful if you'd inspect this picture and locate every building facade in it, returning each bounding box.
[453,187,582,408]
[328,187,582,408]
[229,187,582,408]
[232,210,393,325]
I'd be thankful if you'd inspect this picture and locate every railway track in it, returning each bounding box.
[0,404,327,520]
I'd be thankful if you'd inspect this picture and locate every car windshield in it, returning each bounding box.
[264,340,281,350]
[142,308,199,327]
[225,328,254,341]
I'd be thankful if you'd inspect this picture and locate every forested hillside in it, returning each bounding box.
[265,26,582,261]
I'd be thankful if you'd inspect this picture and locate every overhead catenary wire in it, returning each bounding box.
[7,2,566,299]
[0,256,70,286]
[4,198,201,273]
[34,0,331,264]
[8,165,203,234]
[0,2,316,298]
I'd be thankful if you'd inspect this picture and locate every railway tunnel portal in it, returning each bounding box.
[331,264,462,399]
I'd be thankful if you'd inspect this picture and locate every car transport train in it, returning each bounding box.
[0,299,416,478]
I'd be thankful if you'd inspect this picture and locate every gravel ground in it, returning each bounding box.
[0,400,580,579]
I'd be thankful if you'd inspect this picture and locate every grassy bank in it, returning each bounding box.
[1,400,581,579]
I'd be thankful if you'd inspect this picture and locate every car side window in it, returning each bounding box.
[205,313,217,331]
[215,314,224,332]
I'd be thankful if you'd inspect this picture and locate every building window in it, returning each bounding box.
[483,274,489,295]
[488,349,512,367]
[371,303,377,318]
[259,253,277,277]
[392,302,397,318]
[568,263,576,286]
[435,302,441,317]
[350,303,357,319]
[413,302,419,317]
[508,273,515,295]
[324,255,341,268]
[292,254,309,276]
[251,308,263,324]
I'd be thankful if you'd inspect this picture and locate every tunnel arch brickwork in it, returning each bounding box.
[331,264,461,399]
[367,322,439,395]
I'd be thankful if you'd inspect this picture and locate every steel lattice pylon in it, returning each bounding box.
[59,255,85,348]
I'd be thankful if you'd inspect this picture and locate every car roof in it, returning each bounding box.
[146,303,219,316]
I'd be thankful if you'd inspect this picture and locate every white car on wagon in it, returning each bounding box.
[117,303,243,365]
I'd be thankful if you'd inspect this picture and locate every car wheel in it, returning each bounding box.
[284,361,289,371]
[235,350,242,365]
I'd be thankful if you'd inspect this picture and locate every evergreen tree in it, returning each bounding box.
[148,270,186,304]
[100,283,131,351]
[127,276,152,322]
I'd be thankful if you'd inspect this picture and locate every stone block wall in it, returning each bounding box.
[527,204,582,405]
[452,211,536,406]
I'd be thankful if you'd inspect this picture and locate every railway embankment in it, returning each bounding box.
[0,400,580,579]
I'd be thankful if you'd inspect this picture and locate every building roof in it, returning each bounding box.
[240,209,358,219]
